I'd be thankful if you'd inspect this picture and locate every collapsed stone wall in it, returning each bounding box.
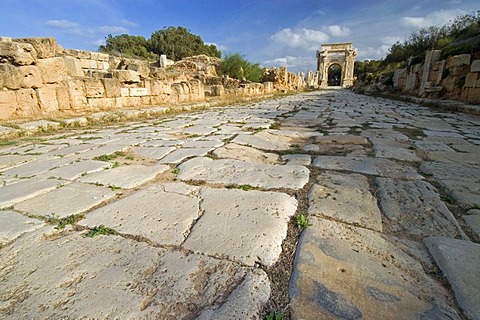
[392,50,480,104]
[0,36,310,121]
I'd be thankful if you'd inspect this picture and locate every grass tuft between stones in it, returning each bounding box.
[85,225,117,238]
[295,213,312,230]
[265,310,283,320]
[47,213,84,230]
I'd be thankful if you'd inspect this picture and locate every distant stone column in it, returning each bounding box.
[159,54,167,68]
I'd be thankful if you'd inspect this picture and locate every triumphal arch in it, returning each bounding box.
[317,43,356,88]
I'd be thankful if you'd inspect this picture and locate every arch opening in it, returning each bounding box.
[327,64,342,86]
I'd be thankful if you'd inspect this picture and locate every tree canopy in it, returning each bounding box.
[217,53,264,83]
[98,26,221,61]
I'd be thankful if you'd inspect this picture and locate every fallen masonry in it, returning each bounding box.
[0,89,479,319]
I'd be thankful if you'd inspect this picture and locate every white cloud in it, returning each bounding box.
[357,45,391,60]
[271,28,329,51]
[120,19,138,27]
[262,55,316,71]
[323,25,351,37]
[381,36,403,45]
[45,19,83,35]
[402,9,466,28]
[96,25,129,34]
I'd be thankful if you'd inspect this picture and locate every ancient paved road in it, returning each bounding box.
[1,90,479,319]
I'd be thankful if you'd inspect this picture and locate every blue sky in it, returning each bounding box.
[1,0,478,72]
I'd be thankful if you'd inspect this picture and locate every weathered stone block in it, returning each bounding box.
[87,97,116,111]
[97,52,109,61]
[97,61,109,70]
[16,88,39,116]
[16,37,57,59]
[54,86,70,111]
[36,86,59,113]
[112,70,140,83]
[447,54,471,69]
[129,88,148,97]
[83,78,105,98]
[467,87,480,104]
[471,60,480,73]
[65,79,87,111]
[102,78,121,98]
[464,72,479,88]
[80,58,91,69]
[0,37,12,42]
[0,64,42,89]
[38,57,68,84]
[0,90,17,120]
[405,74,418,90]
[0,41,37,65]
[120,88,129,97]
[62,56,83,77]
[115,96,142,108]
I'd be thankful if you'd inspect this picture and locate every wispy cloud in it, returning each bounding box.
[271,28,329,51]
[45,19,83,35]
[120,19,138,27]
[262,55,314,71]
[46,19,129,39]
[402,9,466,28]
[323,25,351,37]
[96,25,128,34]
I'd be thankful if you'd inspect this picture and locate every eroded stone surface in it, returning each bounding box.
[213,143,279,164]
[0,210,43,244]
[376,178,467,239]
[14,182,116,218]
[425,237,480,320]
[313,156,423,179]
[0,228,268,319]
[81,184,200,245]
[78,164,169,189]
[0,178,65,209]
[309,172,383,231]
[290,218,460,320]
[183,188,297,266]
[178,157,309,190]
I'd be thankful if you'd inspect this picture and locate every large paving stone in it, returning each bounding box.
[158,147,211,164]
[0,210,43,244]
[420,162,480,207]
[309,172,383,231]
[425,237,480,320]
[232,131,293,151]
[81,184,200,245]
[178,157,309,190]
[183,188,297,267]
[38,160,110,180]
[130,146,176,159]
[424,151,480,165]
[313,156,423,179]
[14,182,116,218]
[0,178,66,209]
[290,218,460,320]
[1,157,72,178]
[213,143,279,164]
[315,135,369,145]
[464,215,480,238]
[0,228,269,319]
[78,164,169,189]
[376,178,467,239]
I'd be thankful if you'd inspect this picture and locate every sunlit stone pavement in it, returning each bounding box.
[1,90,479,319]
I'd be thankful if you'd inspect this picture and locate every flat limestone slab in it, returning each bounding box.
[315,135,369,145]
[0,210,43,244]
[38,160,110,180]
[78,164,169,189]
[232,131,292,151]
[130,146,176,159]
[14,182,116,218]
[178,157,309,190]
[464,215,480,238]
[158,148,211,164]
[0,178,65,209]
[0,155,35,170]
[420,162,480,207]
[376,178,467,239]
[0,228,270,319]
[81,184,200,245]
[313,156,423,179]
[290,218,460,320]
[213,143,279,164]
[309,172,383,231]
[425,237,480,320]
[282,154,312,166]
[183,188,297,267]
[1,157,72,178]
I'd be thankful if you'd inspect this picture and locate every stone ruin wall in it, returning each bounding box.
[392,50,480,104]
[0,36,310,121]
